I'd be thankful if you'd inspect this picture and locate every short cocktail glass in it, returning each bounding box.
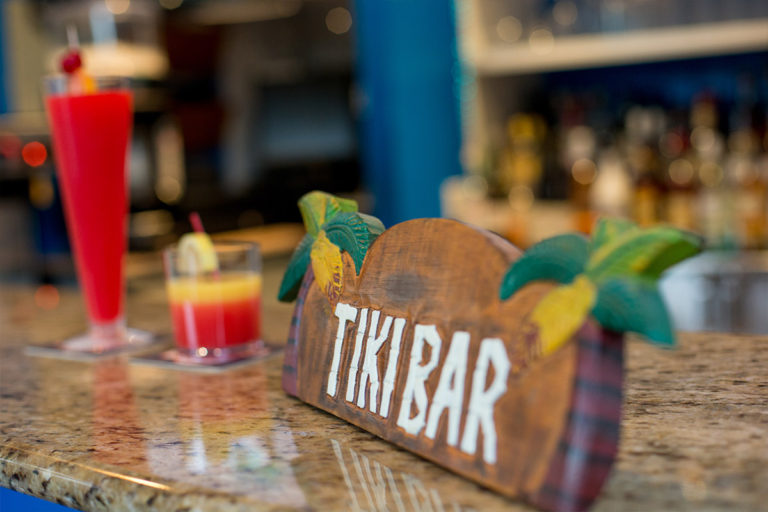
[44,75,153,352]
[164,241,263,364]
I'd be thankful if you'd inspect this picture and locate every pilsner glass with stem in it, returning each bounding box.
[44,74,152,352]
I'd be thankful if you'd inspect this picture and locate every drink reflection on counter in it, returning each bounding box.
[143,367,307,508]
[92,361,149,471]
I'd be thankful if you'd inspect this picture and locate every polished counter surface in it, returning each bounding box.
[1,257,767,511]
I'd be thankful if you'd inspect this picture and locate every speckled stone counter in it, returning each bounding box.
[1,261,767,511]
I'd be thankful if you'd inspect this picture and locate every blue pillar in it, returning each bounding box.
[354,0,462,226]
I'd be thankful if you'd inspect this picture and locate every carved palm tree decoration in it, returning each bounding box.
[499,217,702,356]
[278,191,385,303]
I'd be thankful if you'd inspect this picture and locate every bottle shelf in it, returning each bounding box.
[465,19,768,76]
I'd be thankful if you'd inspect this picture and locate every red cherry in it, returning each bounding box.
[61,51,82,74]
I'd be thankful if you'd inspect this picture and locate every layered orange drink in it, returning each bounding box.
[165,235,262,361]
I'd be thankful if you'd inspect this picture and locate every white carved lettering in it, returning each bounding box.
[425,331,470,446]
[327,303,358,397]
[357,311,394,412]
[379,317,406,418]
[460,338,510,464]
[346,308,369,402]
[397,324,442,436]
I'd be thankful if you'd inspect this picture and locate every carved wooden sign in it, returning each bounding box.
[279,192,701,512]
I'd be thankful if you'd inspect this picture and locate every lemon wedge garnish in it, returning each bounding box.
[178,233,219,274]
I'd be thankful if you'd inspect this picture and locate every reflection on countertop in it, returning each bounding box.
[661,250,768,334]
[1,264,767,511]
[1,344,510,510]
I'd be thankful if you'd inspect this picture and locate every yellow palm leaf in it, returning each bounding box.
[530,276,597,357]
[298,191,358,237]
[310,230,344,304]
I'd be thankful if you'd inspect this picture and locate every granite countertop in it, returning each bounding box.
[1,258,767,511]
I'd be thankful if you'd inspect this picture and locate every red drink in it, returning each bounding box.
[46,90,132,324]
[167,273,262,358]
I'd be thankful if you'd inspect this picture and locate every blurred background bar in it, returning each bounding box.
[0,0,766,333]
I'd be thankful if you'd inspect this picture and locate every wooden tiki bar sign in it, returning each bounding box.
[279,192,701,512]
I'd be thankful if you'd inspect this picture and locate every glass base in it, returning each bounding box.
[62,320,155,354]
[174,340,265,365]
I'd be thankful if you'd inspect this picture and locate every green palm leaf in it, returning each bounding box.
[322,212,385,273]
[279,192,385,303]
[592,277,674,346]
[590,217,638,252]
[586,226,702,281]
[641,236,702,279]
[499,233,589,300]
[298,191,358,237]
[277,234,314,302]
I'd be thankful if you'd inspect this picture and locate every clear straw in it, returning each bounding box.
[66,24,79,50]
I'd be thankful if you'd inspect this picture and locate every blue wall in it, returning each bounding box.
[354,0,462,226]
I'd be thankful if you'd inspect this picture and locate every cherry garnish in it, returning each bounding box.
[61,51,82,74]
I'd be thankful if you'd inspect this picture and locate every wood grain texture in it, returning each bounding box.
[286,218,626,509]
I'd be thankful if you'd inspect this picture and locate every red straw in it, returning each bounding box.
[189,212,205,233]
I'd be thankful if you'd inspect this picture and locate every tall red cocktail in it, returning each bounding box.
[45,76,151,351]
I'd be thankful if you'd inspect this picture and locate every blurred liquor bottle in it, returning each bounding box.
[499,113,546,246]
[727,132,767,249]
[684,95,728,247]
[570,159,597,233]
[591,148,632,219]
[662,101,704,232]
[631,152,664,227]
[498,113,546,194]
[728,80,767,249]
[659,110,697,232]
[697,156,730,248]
[557,95,598,233]
[625,107,666,227]
[665,156,699,231]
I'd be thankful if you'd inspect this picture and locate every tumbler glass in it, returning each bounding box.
[164,241,263,363]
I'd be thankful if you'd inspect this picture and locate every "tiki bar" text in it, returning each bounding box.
[326,302,511,465]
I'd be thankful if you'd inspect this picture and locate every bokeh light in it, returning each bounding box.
[0,132,22,159]
[553,1,578,27]
[496,16,522,43]
[155,176,183,204]
[22,141,47,167]
[699,161,723,187]
[508,184,534,212]
[34,285,60,310]
[691,126,716,153]
[669,158,695,186]
[29,175,55,209]
[529,28,555,55]
[572,158,597,185]
[105,0,130,15]
[326,7,352,35]
[158,0,183,9]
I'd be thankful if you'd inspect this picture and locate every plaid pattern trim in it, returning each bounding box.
[282,267,314,396]
[531,321,624,512]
